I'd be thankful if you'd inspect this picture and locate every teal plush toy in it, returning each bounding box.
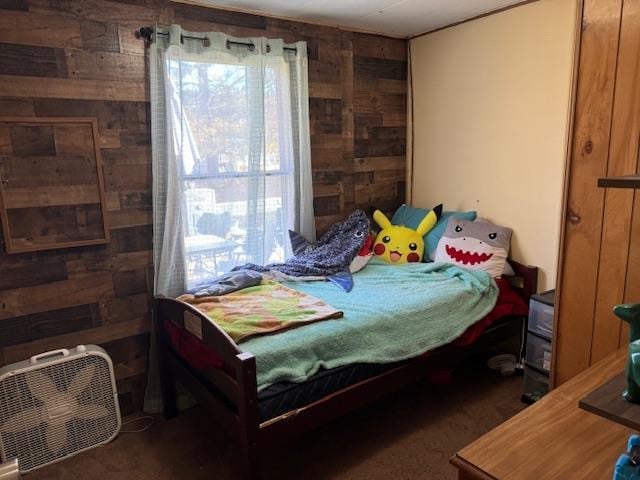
[615,304,640,402]
[613,435,640,480]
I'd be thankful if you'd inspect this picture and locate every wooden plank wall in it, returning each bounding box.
[552,0,640,386]
[0,118,110,253]
[0,0,407,413]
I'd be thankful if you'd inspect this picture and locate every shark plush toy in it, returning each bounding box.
[433,218,512,277]
[236,210,371,292]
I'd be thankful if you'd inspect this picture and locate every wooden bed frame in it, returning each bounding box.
[154,261,538,479]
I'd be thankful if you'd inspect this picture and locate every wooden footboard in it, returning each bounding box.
[154,297,260,479]
[153,262,538,480]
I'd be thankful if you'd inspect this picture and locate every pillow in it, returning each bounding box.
[391,205,477,260]
[474,217,514,276]
[433,218,512,278]
[372,208,440,263]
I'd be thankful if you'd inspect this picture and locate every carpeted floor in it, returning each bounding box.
[29,363,526,480]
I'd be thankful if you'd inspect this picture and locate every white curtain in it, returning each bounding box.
[145,25,314,412]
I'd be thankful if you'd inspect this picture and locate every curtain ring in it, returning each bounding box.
[266,44,271,53]
[203,37,210,47]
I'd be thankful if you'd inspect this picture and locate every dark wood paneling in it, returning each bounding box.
[67,50,146,82]
[172,3,267,30]
[0,11,83,49]
[0,118,109,252]
[0,0,29,11]
[80,20,120,52]
[0,42,66,78]
[354,56,408,81]
[354,126,406,157]
[313,195,341,216]
[0,261,68,290]
[116,373,147,416]
[109,224,152,253]
[112,268,148,297]
[7,204,104,240]
[310,98,343,135]
[103,332,149,381]
[33,99,147,130]
[0,0,406,412]
[2,155,97,186]
[0,98,35,116]
[0,303,101,347]
[9,123,55,155]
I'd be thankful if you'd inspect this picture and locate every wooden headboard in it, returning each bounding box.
[506,260,538,303]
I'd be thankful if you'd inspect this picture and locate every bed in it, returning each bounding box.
[154,260,537,479]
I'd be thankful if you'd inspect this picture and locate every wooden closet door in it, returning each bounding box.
[553,0,640,386]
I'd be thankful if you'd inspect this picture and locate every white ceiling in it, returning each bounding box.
[192,0,527,37]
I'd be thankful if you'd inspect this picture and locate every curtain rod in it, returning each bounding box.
[135,27,299,52]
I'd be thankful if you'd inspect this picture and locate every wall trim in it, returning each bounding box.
[409,0,540,40]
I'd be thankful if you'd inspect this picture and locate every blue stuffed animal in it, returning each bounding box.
[614,435,640,480]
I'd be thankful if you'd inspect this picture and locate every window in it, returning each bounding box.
[170,58,296,288]
[151,33,313,295]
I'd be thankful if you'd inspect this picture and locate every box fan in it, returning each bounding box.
[0,345,121,472]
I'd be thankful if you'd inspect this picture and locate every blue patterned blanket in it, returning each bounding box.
[236,210,370,291]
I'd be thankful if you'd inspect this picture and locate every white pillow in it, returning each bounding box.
[475,218,514,276]
[434,218,512,278]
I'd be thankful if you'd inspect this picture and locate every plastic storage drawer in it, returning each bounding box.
[523,365,549,402]
[525,333,552,372]
[528,294,554,340]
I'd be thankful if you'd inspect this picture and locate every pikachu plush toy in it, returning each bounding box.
[372,205,442,263]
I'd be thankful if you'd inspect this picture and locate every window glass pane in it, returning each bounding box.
[179,61,250,175]
[170,56,296,289]
[264,68,292,171]
[183,176,289,288]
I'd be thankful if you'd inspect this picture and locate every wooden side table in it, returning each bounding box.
[451,348,633,479]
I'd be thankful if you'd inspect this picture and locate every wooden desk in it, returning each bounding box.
[451,349,633,479]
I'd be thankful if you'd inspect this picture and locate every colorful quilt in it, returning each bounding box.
[178,281,343,343]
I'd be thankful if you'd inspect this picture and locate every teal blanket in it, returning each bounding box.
[241,260,499,391]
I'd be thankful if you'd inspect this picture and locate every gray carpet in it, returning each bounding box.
[29,363,525,480]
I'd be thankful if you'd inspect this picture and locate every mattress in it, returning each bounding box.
[258,362,394,421]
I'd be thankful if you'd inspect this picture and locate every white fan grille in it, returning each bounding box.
[0,353,120,472]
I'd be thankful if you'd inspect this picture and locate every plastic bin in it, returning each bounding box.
[525,332,552,372]
[528,290,555,340]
